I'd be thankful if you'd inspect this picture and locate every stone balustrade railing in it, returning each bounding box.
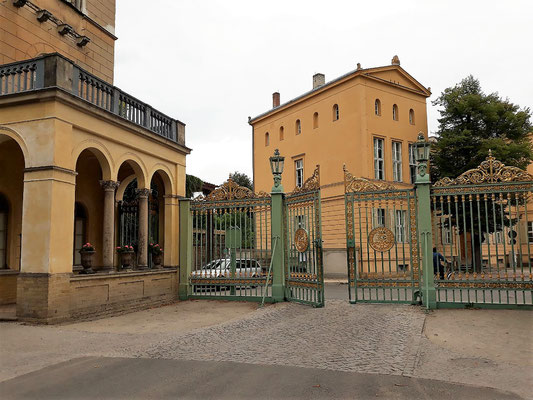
[0,53,185,145]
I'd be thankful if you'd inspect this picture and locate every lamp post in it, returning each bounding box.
[414,132,436,309]
[415,132,431,183]
[269,149,285,193]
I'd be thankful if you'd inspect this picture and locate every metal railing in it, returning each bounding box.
[0,54,181,144]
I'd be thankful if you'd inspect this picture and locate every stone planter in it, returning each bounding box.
[151,253,163,268]
[119,251,135,270]
[79,251,96,274]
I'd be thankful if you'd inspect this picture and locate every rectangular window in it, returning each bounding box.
[442,226,451,245]
[295,159,304,188]
[374,138,384,180]
[392,142,402,182]
[395,210,406,243]
[528,222,533,243]
[373,208,386,228]
[409,144,417,184]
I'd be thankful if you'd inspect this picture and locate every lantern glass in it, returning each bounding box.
[269,149,284,175]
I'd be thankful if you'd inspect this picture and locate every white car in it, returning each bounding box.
[191,258,263,279]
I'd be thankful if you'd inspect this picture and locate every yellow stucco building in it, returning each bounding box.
[0,0,189,322]
[250,56,431,277]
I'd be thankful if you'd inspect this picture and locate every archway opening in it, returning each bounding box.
[74,149,106,271]
[0,135,25,272]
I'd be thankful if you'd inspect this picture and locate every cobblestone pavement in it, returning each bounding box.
[137,300,425,376]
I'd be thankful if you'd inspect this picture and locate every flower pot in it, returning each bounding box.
[79,251,96,274]
[119,251,135,269]
[151,253,163,268]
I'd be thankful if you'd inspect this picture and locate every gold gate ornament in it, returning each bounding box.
[368,227,395,252]
[294,228,309,253]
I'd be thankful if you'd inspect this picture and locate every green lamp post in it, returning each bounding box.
[270,149,285,192]
[414,132,431,183]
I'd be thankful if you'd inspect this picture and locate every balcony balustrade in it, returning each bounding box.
[0,53,183,144]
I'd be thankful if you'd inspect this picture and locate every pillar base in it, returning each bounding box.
[422,286,437,310]
[16,273,71,324]
[271,283,285,302]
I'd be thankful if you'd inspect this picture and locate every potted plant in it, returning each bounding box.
[149,243,163,268]
[116,244,135,270]
[79,243,96,274]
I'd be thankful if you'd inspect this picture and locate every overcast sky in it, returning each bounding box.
[114,0,533,186]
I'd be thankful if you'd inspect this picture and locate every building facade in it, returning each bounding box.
[0,0,189,322]
[250,56,431,277]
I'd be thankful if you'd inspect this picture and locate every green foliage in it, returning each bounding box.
[215,211,254,248]
[430,75,532,182]
[229,171,253,190]
[186,174,203,198]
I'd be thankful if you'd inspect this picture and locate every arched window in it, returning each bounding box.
[332,104,339,121]
[73,202,87,266]
[0,194,8,269]
[375,99,381,116]
[279,126,284,141]
[392,104,399,121]
[265,132,270,146]
[409,109,415,125]
[313,112,319,129]
[296,119,302,135]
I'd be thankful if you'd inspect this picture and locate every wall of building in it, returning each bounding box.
[251,66,429,278]
[1,0,116,83]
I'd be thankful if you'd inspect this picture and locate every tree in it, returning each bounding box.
[431,76,533,272]
[229,171,253,190]
[186,174,203,198]
[430,75,532,182]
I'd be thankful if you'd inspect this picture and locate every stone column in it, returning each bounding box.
[137,188,151,269]
[100,180,119,271]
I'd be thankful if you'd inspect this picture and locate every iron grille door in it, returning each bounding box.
[285,166,324,307]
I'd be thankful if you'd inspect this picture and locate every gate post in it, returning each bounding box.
[415,134,436,309]
[270,192,286,302]
[178,199,192,300]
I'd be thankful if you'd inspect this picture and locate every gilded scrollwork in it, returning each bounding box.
[290,165,320,195]
[343,166,396,193]
[193,178,270,202]
[434,150,533,187]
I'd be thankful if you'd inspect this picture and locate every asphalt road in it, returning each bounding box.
[0,357,521,400]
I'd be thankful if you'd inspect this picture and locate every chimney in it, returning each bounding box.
[313,73,325,89]
[272,92,280,108]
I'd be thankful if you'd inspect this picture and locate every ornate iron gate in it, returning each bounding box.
[189,179,273,300]
[285,166,324,307]
[431,152,533,307]
[344,167,420,303]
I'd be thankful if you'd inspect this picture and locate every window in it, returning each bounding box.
[409,109,415,125]
[64,0,85,11]
[295,119,302,135]
[279,126,284,141]
[392,104,399,121]
[313,113,319,129]
[333,104,339,121]
[528,222,533,243]
[409,144,417,184]
[265,132,270,146]
[373,208,386,228]
[0,195,8,269]
[442,226,451,245]
[395,210,406,243]
[73,203,87,266]
[295,159,304,187]
[392,142,402,182]
[375,99,381,116]
[494,231,504,244]
[374,138,384,180]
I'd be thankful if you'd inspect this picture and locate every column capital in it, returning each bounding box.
[99,180,120,191]
[136,188,151,198]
